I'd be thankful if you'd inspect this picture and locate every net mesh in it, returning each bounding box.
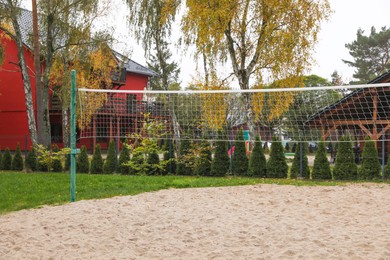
[77,84,390,143]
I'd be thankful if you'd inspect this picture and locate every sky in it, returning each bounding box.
[21,0,390,87]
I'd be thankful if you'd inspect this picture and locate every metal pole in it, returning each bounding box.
[70,70,79,202]
[382,129,385,181]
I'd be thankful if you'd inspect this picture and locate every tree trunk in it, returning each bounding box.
[62,109,70,148]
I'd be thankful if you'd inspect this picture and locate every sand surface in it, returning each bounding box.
[1,184,390,259]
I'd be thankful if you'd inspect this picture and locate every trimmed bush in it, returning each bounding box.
[163,138,176,175]
[2,147,12,170]
[0,151,2,170]
[248,135,266,177]
[358,137,381,180]
[312,142,332,180]
[266,137,288,178]
[146,148,160,175]
[210,134,229,177]
[232,129,248,176]
[51,144,63,172]
[104,140,117,174]
[118,143,131,175]
[385,156,390,180]
[12,144,24,171]
[26,147,38,171]
[129,148,145,175]
[290,142,310,179]
[333,136,357,180]
[90,144,104,174]
[194,141,212,176]
[77,145,90,173]
[176,139,193,176]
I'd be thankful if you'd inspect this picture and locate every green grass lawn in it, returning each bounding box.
[0,171,356,215]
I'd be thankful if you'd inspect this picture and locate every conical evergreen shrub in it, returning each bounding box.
[2,147,12,170]
[11,144,24,171]
[333,136,357,180]
[26,147,38,171]
[312,142,332,180]
[51,144,63,172]
[176,139,193,175]
[118,143,131,175]
[194,141,212,176]
[266,137,288,178]
[0,151,2,170]
[163,138,176,175]
[232,129,248,175]
[146,148,160,175]
[248,135,266,177]
[210,133,229,177]
[91,144,104,174]
[290,142,310,179]
[129,148,144,175]
[77,145,89,173]
[384,156,390,180]
[104,140,117,174]
[358,137,381,180]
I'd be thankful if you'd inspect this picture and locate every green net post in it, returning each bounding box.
[70,70,80,202]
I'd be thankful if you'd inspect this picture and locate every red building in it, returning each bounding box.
[0,8,157,151]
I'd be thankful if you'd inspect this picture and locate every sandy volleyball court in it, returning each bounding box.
[1,184,390,259]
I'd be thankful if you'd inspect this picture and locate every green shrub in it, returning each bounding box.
[263,142,269,154]
[232,129,248,176]
[266,137,288,178]
[385,156,390,180]
[51,144,63,172]
[11,144,24,171]
[104,140,117,174]
[90,144,104,174]
[25,147,38,171]
[194,141,212,176]
[290,142,310,179]
[118,143,131,175]
[146,148,161,175]
[285,142,290,152]
[0,151,2,170]
[129,148,145,175]
[2,147,12,170]
[312,142,332,180]
[176,139,193,176]
[210,134,229,177]
[64,154,70,171]
[163,138,176,175]
[333,136,357,180]
[358,137,381,180]
[77,146,89,173]
[248,135,266,177]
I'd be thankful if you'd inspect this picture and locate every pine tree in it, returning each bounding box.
[118,143,131,175]
[290,142,310,179]
[266,137,288,178]
[232,129,248,175]
[248,135,266,177]
[358,137,381,180]
[146,148,160,175]
[163,138,176,175]
[104,140,117,174]
[210,133,229,177]
[312,142,332,180]
[333,136,357,180]
[129,148,144,175]
[26,147,38,171]
[77,145,89,173]
[176,139,193,176]
[194,141,212,176]
[90,144,104,174]
[12,144,24,171]
[2,147,12,170]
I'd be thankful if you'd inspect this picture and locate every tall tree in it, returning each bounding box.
[182,0,330,140]
[343,26,390,83]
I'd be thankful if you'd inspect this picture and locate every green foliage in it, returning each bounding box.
[64,154,70,172]
[163,138,176,175]
[248,136,267,177]
[284,142,290,152]
[176,139,193,176]
[90,144,104,174]
[263,142,269,154]
[26,147,38,171]
[128,148,145,175]
[210,134,229,177]
[146,148,161,175]
[194,141,212,176]
[11,144,24,171]
[77,146,90,174]
[290,142,310,179]
[358,137,381,180]
[312,142,332,180]
[2,148,12,170]
[104,140,117,174]
[232,129,248,176]
[35,144,70,172]
[51,144,63,172]
[333,136,357,180]
[0,151,2,170]
[118,143,131,175]
[267,137,288,178]
[385,156,390,180]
